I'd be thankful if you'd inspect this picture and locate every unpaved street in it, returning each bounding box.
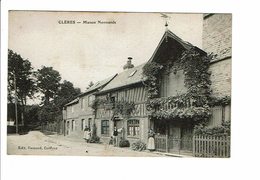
[7,131,165,157]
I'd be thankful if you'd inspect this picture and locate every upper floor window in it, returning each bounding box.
[127,119,140,137]
[88,95,95,106]
[80,98,84,109]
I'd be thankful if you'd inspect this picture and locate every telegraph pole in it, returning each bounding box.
[14,73,19,134]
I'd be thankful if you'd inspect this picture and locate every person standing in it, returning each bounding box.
[84,126,91,153]
[86,128,91,143]
[147,129,155,151]
[113,127,118,147]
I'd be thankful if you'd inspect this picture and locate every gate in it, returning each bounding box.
[154,134,192,154]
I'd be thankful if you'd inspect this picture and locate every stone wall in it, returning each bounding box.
[203,13,232,97]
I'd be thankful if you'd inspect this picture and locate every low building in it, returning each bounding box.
[62,75,117,137]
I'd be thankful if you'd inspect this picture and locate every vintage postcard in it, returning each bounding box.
[7,11,231,157]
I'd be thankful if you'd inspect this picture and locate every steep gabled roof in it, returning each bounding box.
[98,30,205,94]
[148,30,206,62]
[98,63,146,94]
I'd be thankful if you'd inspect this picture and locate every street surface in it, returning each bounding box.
[7,131,165,157]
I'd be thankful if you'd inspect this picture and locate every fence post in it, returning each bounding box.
[193,135,195,156]
[166,134,168,153]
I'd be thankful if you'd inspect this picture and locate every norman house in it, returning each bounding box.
[92,29,211,154]
[62,14,231,156]
[62,75,116,137]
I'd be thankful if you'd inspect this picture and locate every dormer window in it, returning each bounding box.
[129,70,137,77]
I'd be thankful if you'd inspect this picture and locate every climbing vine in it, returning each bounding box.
[91,98,135,117]
[143,47,216,123]
[142,62,163,99]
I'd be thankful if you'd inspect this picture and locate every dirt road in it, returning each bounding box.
[7,131,165,157]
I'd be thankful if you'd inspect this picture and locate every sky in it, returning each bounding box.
[8,11,203,103]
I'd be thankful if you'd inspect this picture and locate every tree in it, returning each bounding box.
[54,80,81,110]
[37,66,61,104]
[8,49,37,125]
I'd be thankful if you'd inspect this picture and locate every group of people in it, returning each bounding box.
[84,125,156,152]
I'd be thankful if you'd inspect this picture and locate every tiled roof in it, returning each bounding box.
[64,97,79,106]
[64,74,117,106]
[99,63,146,93]
[82,74,117,95]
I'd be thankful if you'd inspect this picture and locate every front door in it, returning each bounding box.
[168,125,181,153]
[66,121,70,135]
[181,127,193,152]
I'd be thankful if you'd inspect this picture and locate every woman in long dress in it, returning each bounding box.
[83,126,91,142]
[147,129,155,151]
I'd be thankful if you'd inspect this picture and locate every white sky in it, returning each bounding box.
[9,11,202,94]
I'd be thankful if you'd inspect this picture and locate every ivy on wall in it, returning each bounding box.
[90,98,135,117]
[143,47,230,124]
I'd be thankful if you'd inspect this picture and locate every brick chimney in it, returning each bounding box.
[123,57,134,70]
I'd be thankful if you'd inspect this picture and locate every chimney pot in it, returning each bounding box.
[123,57,134,70]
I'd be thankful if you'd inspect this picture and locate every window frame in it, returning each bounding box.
[127,119,140,137]
[101,120,109,136]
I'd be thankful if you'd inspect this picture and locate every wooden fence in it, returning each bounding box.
[154,134,230,157]
[193,135,230,158]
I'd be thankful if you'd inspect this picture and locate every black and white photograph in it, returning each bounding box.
[2,1,260,180]
[6,11,231,157]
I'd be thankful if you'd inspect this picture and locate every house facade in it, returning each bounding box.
[93,30,209,153]
[94,62,149,144]
[62,75,116,137]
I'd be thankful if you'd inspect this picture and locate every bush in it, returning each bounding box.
[89,135,100,143]
[194,121,231,136]
[119,139,130,147]
[131,140,146,151]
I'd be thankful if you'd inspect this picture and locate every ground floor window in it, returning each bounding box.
[101,120,109,136]
[127,119,139,137]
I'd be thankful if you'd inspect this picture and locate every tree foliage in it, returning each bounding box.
[37,66,61,104]
[8,49,37,105]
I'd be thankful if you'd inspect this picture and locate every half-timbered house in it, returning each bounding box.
[94,60,149,144]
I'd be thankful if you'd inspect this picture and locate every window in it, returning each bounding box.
[81,119,85,130]
[81,98,84,109]
[88,95,95,106]
[88,118,92,129]
[101,120,109,136]
[129,70,137,77]
[127,119,140,137]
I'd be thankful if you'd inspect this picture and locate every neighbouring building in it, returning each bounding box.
[62,75,117,137]
[203,13,232,127]
[94,59,149,144]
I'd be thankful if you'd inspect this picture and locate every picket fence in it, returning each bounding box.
[193,135,230,158]
[154,134,230,157]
